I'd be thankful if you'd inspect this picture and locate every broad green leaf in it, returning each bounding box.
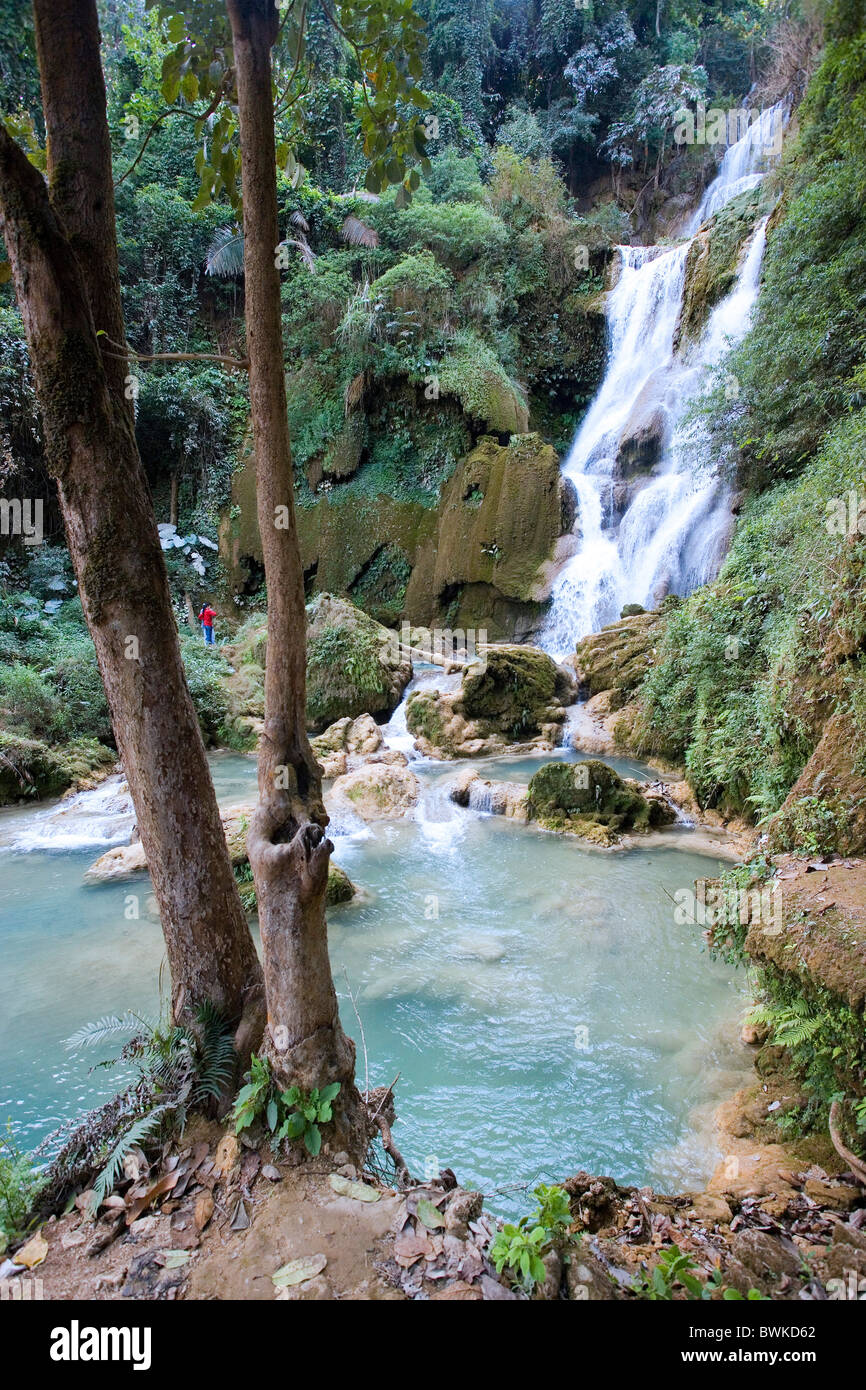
[415,1197,445,1229]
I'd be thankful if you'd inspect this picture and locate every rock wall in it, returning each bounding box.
[220,433,576,642]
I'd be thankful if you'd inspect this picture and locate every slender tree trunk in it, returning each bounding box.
[170,472,180,527]
[0,20,263,1043]
[226,0,363,1143]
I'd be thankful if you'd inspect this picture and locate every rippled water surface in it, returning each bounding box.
[0,749,748,1207]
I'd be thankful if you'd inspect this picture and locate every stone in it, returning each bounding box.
[329,761,419,820]
[565,1250,624,1300]
[688,1193,733,1227]
[527,759,674,842]
[444,1189,483,1241]
[803,1179,861,1210]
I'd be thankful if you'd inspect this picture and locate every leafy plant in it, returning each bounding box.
[0,1122,43,1250]
[273,1085,341,1157]
[490,1222,548,1289]
[489,1183,574,1293]
[65,1000,235,1215]
[636,1245,768,1300]
[232,1054,341,1157]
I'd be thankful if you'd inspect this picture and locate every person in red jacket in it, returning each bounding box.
[198,602,216,645]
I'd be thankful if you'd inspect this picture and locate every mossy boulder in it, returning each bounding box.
[573,611,662,711]
[329,756,419,820]
[326,862,356,906]
[310,713,384,778]
[406,645,575,757]
[226,596,411,735]
[527,759,674,843]
[0,732,115,806]
[306,594,411,732]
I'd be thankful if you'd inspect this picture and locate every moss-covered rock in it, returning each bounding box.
[526,759,674,843]
[326,862,356,906]
[306,594,411,732]
[0,732,115,806]
[406,645,575,757]
[676,186,772,346]
[220,433,574,642]
[226,596,411,735]
[329,756,419,820]
[310,713,384,777]
[573,611,662,711]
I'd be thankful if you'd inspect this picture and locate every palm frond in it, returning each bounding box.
[282,236,317,272]
[290,209,310,232]
[205,225,245,278]
[340,215,379,249]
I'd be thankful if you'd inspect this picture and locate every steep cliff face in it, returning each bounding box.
[220,432,577,641]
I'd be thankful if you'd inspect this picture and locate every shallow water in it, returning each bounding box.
[0,747,748,1210]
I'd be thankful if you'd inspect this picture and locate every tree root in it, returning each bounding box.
[829,1100,866,1186]
[375,1112,410,1188]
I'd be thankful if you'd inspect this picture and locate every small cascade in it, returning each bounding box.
[381,665,461,759]
[0,775,134,853]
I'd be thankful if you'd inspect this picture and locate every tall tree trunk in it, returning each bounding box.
[33,0,130,409]
[226,0,363,1144]
[0,27,262,1044]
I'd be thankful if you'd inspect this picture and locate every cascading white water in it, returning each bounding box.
[687,98,789,232]
[540,104,781,660]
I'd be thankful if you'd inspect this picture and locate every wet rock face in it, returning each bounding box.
[526,759,674,844]
[405,645,576,758]
[572,610,663,711]
[222,433,575,642]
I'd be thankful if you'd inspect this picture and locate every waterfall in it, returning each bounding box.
[540,105,780,660]
[687,98,789,233]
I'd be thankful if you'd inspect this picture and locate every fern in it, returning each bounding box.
[749,998,823,1048]
[65,1013,150,1050]
[87,1106,171,1216]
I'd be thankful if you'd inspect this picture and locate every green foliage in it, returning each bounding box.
[0,1122,42,1249]
[65,1000,235,1215]
[746,969,866,1131]
[232,1054,340,1157]
[633,410,866,823]
[731,18,866,486]
[489,1182,574,1293]
[178,634,234,745]
[635,1244,768,1301]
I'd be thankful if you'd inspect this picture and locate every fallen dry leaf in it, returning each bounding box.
[194,1191,214,1232]
[272,1254,327,1288]
[15,1231,48,1269]
[125,1170,180,1226]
